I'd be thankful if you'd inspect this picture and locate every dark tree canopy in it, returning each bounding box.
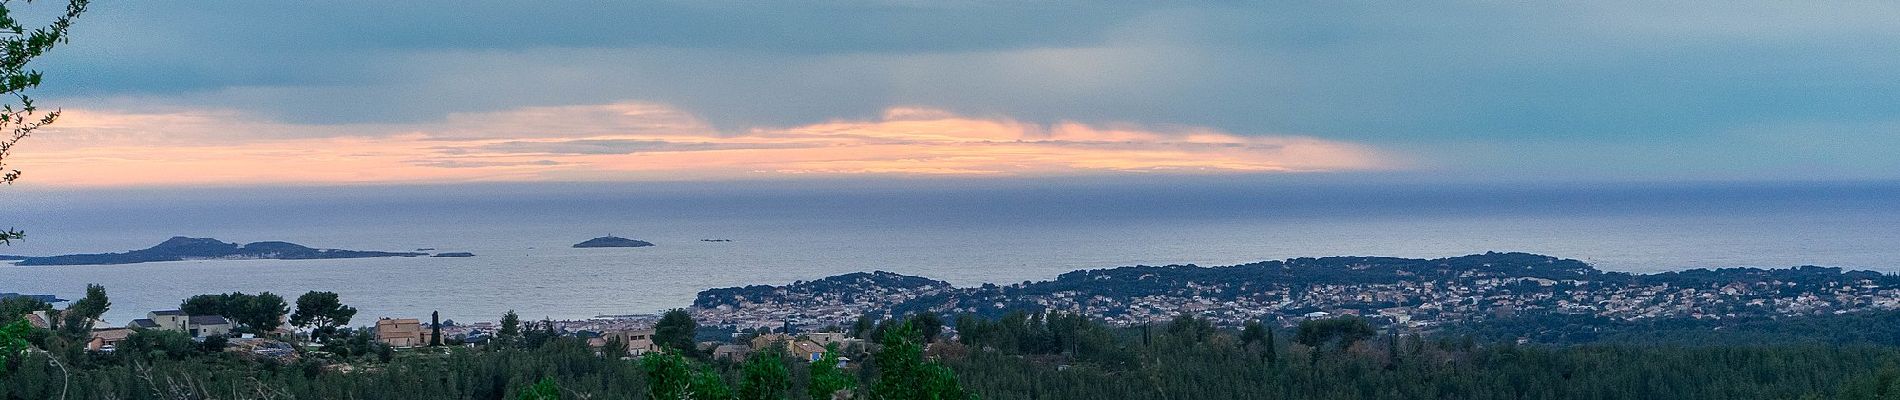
[808,347,857,400]
[1296,316,1376,349]
[1165,312,1215,344]
[1240,320,1268,348]
[654,308,697,352]
[17,305,1900,399]
[430,310,443,346]
[851,314,876,339]
[907,312,944,343]
[640,351,729,399]
[0,296,50,325]
[57,284,109,340]
[180,291,288,333]
[513,377,560,400]
[289,291,357,339]
[872,322,973,400]
[738,348,790,400]
[497,310,521,346]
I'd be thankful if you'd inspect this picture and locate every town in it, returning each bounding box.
[693,253,1900,336]
[13,252,1900,363]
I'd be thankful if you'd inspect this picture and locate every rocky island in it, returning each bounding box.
[431,252,476,257]
[571,236,654,248]
[0,292,65,302]
[12,236,427,266]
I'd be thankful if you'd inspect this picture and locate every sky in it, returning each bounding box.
[11,1,1900,187]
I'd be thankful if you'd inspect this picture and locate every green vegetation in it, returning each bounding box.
[947,313,1900,400]
[181,291,290,333]
[806,348,856,400]
[0,296,51,326]
[291,291,358,341]
[654,308,698,352]
[641,351,730,399]
[0,320,30,373]
[0,285,973,399]
[737,349,790,400]
[499,310,521,346]
[514,376,562,400]
[870,322,972,400]
[1293,316,1375,349]
[53,284,108,341]
[17,282,1900,399]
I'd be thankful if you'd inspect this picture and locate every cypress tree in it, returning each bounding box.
[1385,326,1400,370]
[1265,327,1278,365]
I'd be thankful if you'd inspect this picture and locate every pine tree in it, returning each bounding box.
[655,309,698,353]
[870,322,971,400]
[852,315,876,339]
[290,291,357,341]
[1241,321,1267,349]
[513,377,560,400]
[57,284,109,341]
[498,310,521,347]
[643,351,732,399]
[808,347,857,400]
[738,350,790,400]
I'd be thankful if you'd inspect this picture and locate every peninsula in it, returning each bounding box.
[12,236,427,266]
[572,236,654,248]
[694,252,1900,343]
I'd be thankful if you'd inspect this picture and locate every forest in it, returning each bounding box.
[8,286,1900,399]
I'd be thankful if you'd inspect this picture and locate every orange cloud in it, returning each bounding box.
[9,103,1398,187]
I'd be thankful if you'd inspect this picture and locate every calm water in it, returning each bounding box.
[4,178,1898,325]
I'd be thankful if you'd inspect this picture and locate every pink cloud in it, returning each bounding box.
[10,102,1400,187]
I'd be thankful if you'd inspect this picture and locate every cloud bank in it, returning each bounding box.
[25,1,1900,181]
[15,103,1395,187]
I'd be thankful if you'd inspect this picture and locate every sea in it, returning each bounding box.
[3,177,1898,325]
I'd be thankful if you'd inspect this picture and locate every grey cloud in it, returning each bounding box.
[29,1,1900,180]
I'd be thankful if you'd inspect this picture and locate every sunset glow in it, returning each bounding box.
[16,103,1395,187]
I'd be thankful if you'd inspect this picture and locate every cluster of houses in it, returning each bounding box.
[17,302,863,366]
[365,315,858,365]
[21,309,235,352]
[727,332,861,362]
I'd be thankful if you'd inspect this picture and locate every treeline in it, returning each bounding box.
[14,284,1900,399]
[1449,308,1900,345]
[2,285,976,399]
[0,322,965,399]
[945,311,1900,399]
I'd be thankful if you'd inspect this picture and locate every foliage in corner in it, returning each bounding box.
[0,0,89,244]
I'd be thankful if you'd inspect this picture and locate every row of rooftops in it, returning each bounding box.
[126,313,231,329]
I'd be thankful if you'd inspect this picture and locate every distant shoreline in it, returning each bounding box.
[12,237,428,266]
